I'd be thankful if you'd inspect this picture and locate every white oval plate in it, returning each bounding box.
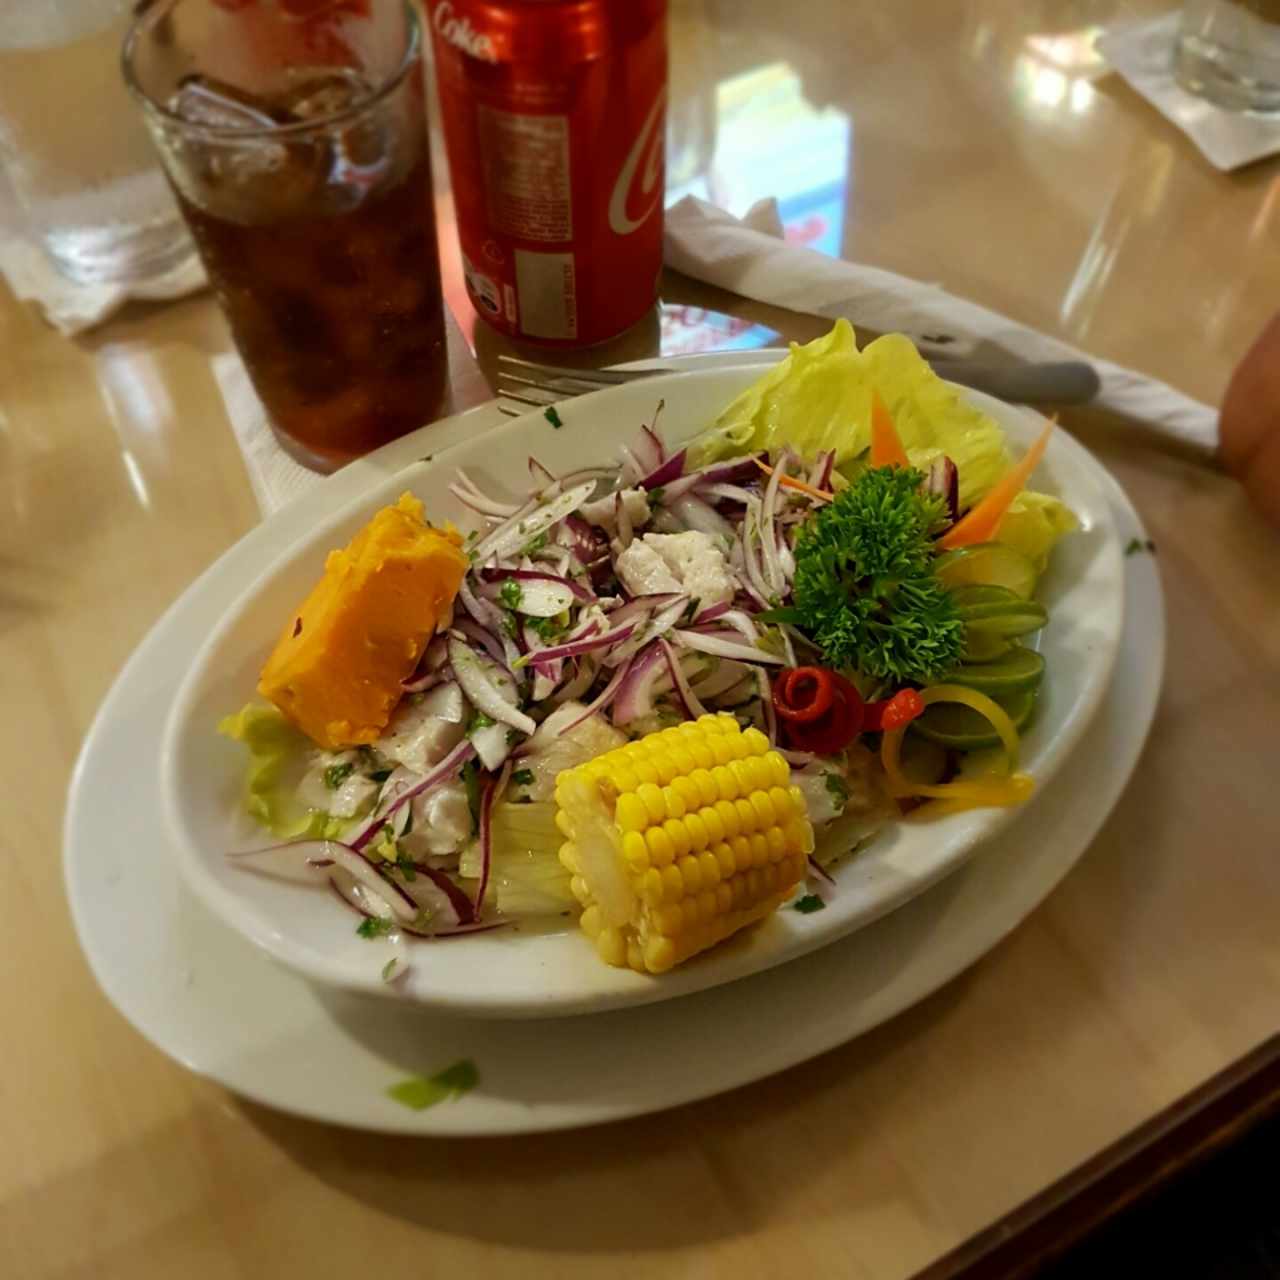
[159,365,1124,1017]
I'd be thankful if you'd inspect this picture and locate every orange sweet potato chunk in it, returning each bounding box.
[258,493,467,749]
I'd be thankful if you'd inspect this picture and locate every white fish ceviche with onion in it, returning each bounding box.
[221,322,1078,979]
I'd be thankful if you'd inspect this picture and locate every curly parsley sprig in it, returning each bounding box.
[766,466,965,683]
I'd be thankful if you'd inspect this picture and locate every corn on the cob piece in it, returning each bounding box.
[554,713,815,974]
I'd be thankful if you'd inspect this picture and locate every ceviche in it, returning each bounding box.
[221,322,1078,980]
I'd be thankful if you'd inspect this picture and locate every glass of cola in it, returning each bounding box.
[124,0,446,472]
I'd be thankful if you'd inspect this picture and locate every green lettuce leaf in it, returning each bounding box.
[689,319,1077,564]
[993,491,1080,572]
[218,703,346,839]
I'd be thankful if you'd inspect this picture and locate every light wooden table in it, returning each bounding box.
[4,2,1280,1277]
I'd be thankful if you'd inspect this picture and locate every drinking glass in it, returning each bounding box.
[1176,0,1280,114]
[0,0,193,284]
[124,0,447,473]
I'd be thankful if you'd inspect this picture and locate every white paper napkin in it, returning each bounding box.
[0,230,206,336]
[664,195,1219,456]
[1098,13,1280,171]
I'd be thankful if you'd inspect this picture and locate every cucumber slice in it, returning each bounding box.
[964,603,1049,639]
[910,686,1037,750]
[962,630,1014,663]
[950,584,1022,611]
[946,646,1045,696]
[935,543,1038,599]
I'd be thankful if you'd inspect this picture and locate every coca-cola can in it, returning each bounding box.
[428,0,667,347]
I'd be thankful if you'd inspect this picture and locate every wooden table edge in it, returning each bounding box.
[915,1031,1280,1279]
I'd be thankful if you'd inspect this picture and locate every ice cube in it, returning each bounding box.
[169,75,285,131]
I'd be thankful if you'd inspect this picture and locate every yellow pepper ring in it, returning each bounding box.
[881,684,1033,809]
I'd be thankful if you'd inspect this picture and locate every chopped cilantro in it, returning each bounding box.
[387,1059,479,1111]
[381,958,399,981]
[1124,537,1157,557]
[511,768,535,787]
[501,611,519,638]
[323,761,354,790]
[528,615,563,643]
[500,578,523,610]
[468,711,496,734]
[356,916,396,938]
[793,894,826,914]
[649,487,665,504]
[395,850,418,881]
[544,406,564,429]
[523,531,549,556]
[824,772,849,811]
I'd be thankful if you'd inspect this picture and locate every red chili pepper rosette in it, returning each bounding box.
[773,667,865,754]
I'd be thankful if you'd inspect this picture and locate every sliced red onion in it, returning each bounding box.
[660,455,764,503]
[550,656,599,704]
[227,839,336,884]
[449,637,535,734]
[927,455,960,525]
[702,482,759,506]
[473,760,511,917]
[618,442,646,487]
[615,593,691,667]
[401,668,446,694]
[521,656,634,751]
[528,455,556,488]
[606,592,684,628]
[472,479,598,564]
[759,667,778,746]
[452,617,509,670]
[399,918,509,940]
[524,619,638,668]
[695,601,731,625]
[383,862,472,926]
[660,638,710,719]
[328,875,409,980]
[671,629,786,665]
[640,447,687,491]
[759,451,790,592]
[481,567,594,603]
[458,575,520,676]
[490,575,577,617]
[324,845,419,922]
[612,642,667,724]
[449,472,518,519]
[613,490,636,550]
[351,740,476,851]
[641,415,666,465]
[815,450,836,493]
[703,608,760,642]
[807,856,837,890]
[669,492,735,538]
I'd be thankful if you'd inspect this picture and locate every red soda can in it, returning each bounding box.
[428,0,667,347]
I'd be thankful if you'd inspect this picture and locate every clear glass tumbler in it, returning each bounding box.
[1176,0,1280,114]
[0,0,193,284]
[124,0,447,473]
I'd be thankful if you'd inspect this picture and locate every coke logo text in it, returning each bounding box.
[608,89,666,236]
[433,1,497,63]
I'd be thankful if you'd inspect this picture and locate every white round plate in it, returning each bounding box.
[63,375,1161,1134]
[156,363,1124,1016]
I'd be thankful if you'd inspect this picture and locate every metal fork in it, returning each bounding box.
[496,352,1102,416]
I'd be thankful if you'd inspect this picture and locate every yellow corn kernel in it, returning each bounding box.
[750,789,777,830]
[689,768,718,807]
[730,834,751,869]
[672,774,702,812]
[714,798,741,839]
[679,855,702,895]
[749,832,770,868]
[632,758,660,786]
[596,927,626,967]
[663,818,692,859]
[713,841,736,877]
[742,727,771,756]
[734,797,758,835]
[683,810,710,853]
[765,751,790,787]
[710,736,738,766]
[766,825,787,862]
[661,784,687,821]
[699,805,726,846]
[555,809,574,837]
[645,825,675,868]
[697,849,721,886]
[623,830,650,874]
[641,868,664,905]
[710,765,737,802]
[636,782,666,825]
[660,863,684,903]
[688,738,716,770]
[615,792,647,833]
